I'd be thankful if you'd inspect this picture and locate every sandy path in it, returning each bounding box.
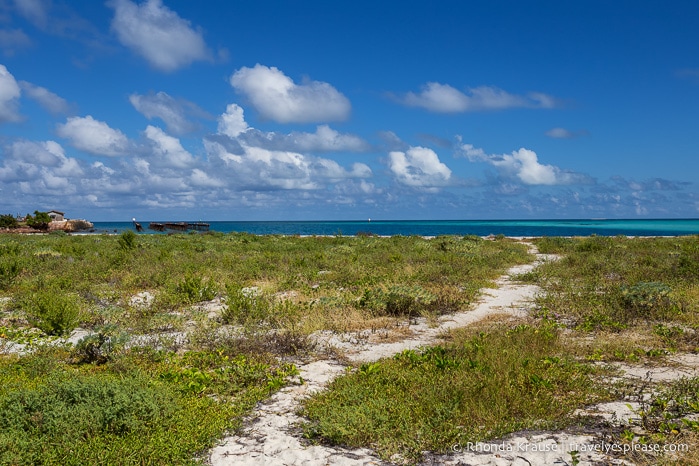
[207,245,626,465]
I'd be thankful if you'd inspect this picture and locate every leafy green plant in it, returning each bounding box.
[176,275,216,303]
[0,366,226,465]
[0,241,20,256]
[162,366,214,394]
[0,214,18,229]
[0,259,20,290]
[117,229,137,250]
[222,285,272,325]
[358,284,437,317]
[654,323,685,349]
[0,326,46,346]
[621,281,673,317]
[630,377,699,441]
[25,211,51,231]
[72,324,129,364]
[21,288,82,336]
[677,254,699,278]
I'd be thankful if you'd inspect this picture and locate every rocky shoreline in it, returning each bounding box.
[0,219,94,234]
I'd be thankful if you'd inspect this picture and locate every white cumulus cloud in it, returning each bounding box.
[204,139,371,191]
[491,148,558,185]
[0,64,21,122]
[216,103,367,153]
[457,142,589,186]
[190,168,224,188]
[217,103,249,138]
[230,64,351,123]
[109,0,211,72]
[401,82,556,113]
[0,139,84,196]
[144,125,194,168]
[242,125,369,153]
[388,146,452,190]
[57,115,131,156]
[10,139,64,167]
[208,102,371,191]
[287,125,368,152]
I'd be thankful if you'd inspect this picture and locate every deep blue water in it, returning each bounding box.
[87,219,699,237]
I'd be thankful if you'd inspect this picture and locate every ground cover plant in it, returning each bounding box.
[529,235,699,354]
[301,321,607,463]
[0,232,531,337]
[0,231,532,464]
[301,235,699,464]
[0,345,294,465]
[526,236,699,464]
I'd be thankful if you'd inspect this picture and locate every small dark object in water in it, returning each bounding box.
[148,222,209,232]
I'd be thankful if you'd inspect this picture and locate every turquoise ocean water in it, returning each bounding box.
[88,219,699,237]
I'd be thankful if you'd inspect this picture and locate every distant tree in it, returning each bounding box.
[0,214,18,229]
[26,211,51,230]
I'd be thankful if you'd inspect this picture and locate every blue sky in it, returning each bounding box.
[1,0,698,221]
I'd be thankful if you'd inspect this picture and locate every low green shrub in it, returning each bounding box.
[0,214,18,229]
[176,275,216,304]
[0,259,21,290]
[633,377,699,438]
[0,345,294,465]
[72,324,129,364]
[621,281,674,317]
[531,237,699,333]
[533,236,575,254]
[20,289,82,336]
[222,285,273,326]
[358,284,437,317]
[677,254,699,278]
[0,371,175,464]
[117,230,137,250]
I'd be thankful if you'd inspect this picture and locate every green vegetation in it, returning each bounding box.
[0,215,18,229]
[531,235,699,339]
[302,235,699,464]
[5,232,696,465]
[0,347,289,465]
[0,232,531,464]
[0,232,530,336]
[19,287,83,336]
[25,211,52,231]
[303,322,604,462]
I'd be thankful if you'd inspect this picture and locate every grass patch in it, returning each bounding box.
[522,236,699,463]
[302,321,604,463]
[532,236,699,336]
[0,233,531,336]
[0,346,291,465]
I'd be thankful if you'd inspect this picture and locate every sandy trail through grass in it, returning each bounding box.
[207,243,584,465]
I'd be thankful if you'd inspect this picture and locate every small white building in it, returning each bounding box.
[47,210,65,221]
